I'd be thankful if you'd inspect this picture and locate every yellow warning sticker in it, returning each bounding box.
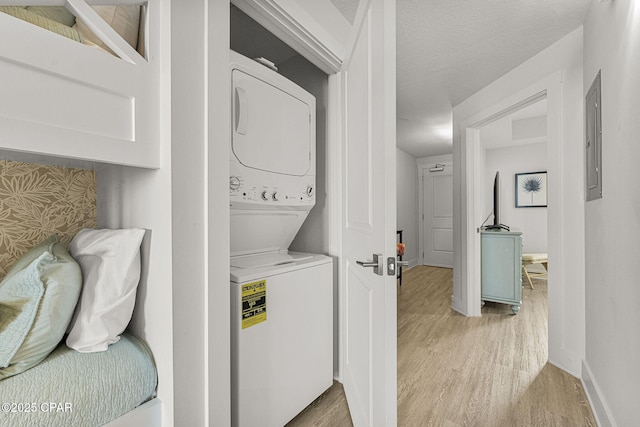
[241,280,267,329]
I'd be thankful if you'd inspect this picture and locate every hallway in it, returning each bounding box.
[289,266,596,426]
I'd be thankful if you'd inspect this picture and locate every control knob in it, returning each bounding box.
[272,192,280,201]
[261,191,269,201]
[229,176,241,191]
[306,186,314,197]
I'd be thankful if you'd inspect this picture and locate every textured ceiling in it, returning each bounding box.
[331,0,590,158]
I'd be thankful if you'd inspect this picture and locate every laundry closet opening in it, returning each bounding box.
[229,4,337,426]
[230,3,331,262]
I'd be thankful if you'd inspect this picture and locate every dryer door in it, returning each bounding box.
[232,69,312,176]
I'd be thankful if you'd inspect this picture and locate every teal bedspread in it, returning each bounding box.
[0,332,157,426]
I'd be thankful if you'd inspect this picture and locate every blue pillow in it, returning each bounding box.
[1,235,57,282]
[0,252,47,367]
[0,238,82,380]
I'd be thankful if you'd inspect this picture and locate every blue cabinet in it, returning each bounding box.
[481,230,522,314]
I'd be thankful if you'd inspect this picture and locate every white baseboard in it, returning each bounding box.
[582,360,617,427]
[403,258,418,270]
[450,295,467,316]
[548,347,582,379]
[423,262,454,269]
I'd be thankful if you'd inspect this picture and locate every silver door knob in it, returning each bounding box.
[356,254,383,276]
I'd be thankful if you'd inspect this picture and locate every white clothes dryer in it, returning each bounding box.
[229,50,316,257]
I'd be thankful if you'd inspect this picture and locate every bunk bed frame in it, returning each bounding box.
[0,1,166,425]
[0,0,160,168]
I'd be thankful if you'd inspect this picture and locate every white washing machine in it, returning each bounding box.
[230,252,332,427]
[229,51,333,426]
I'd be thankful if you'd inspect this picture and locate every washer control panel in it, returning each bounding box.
[229,173,315,208]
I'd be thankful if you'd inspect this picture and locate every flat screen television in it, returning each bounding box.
[485,171,509,231]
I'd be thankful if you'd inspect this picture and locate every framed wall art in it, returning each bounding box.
[515,171,547,208]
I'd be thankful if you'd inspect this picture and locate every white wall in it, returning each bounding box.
[416,154,453,169]
[170,2,207,425]
[484,142,548,253]
[453,27,585,375]
[396,147,418,267]
[170,2,231,426]
[582,1,640,425]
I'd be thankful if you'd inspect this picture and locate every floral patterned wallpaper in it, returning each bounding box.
[0,160,96,279]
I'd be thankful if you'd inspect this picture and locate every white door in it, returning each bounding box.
[422,165,453,268]
[340,0,397,426]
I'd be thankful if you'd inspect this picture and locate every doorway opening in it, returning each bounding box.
[459,78,565,365]
[476,96,549,339]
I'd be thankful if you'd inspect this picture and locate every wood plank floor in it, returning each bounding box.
[288,266,596,426]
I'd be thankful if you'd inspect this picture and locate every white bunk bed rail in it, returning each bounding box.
[0,0,161,168]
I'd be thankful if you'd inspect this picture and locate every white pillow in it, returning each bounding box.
[66,228,145,353]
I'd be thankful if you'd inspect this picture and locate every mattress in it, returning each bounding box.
[522,253,548,262]
[0,332,157,427]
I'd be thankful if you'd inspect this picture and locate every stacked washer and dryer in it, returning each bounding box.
[229,51,333,426]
